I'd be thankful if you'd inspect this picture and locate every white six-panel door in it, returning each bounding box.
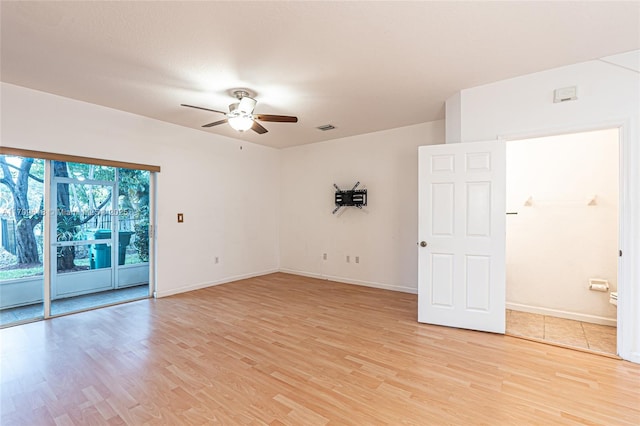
[418,141,506,333]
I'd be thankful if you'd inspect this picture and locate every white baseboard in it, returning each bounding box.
[279,268,417,294]
[278,269,323,280]
[154,269,279,298]
[506,302,617,327]
[625,352,640,364]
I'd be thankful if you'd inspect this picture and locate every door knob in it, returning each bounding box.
[420,241,427,247]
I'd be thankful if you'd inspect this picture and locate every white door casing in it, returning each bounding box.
[418,141,506,333]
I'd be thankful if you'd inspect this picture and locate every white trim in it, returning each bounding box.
[117,262,150,270]
[279,268,417,294]
[506,302,617,327]
[149,172,157,299]
[615,120,632,363]
[113,169,120,292]
[278,269,323,280]
[43,160,51,318]
[496,120,629,143]
[154,269,279,298]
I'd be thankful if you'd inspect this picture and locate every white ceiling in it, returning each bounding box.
[2,1,639,149]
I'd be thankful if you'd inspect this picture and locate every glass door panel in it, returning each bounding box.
[0,155,45,327]
[49,162,150,316]
[51,177,116,315]
[117,169,150,290]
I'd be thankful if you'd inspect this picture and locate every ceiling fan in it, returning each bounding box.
[181,90,298,134]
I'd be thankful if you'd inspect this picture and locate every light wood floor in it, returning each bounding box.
[1,273,639,425]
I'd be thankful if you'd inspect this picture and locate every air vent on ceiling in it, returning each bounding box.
[316,124,336,131]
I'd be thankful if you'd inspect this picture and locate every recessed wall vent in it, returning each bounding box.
[316,124,336,131]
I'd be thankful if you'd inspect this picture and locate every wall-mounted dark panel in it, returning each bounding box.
[333,182,367,214]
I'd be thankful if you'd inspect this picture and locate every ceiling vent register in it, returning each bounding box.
[317,124,336,131]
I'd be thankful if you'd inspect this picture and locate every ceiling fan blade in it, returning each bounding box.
[251,121,268,134]
[254,114,298,123]
[238,97,257,114]
[202,118,229,128]
[181,104,227,115]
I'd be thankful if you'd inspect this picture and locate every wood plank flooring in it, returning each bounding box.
[1,273,639,425]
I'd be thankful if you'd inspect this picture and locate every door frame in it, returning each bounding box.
[42,162,155,319]
[497,120,630,358]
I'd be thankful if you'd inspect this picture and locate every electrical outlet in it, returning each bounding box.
[355,256,359,264]
[346,255,350,263]
[323,253,327,260]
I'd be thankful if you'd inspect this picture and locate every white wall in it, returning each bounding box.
[446,52,640,362]
[0,83,281,297]
[444,91,461,144]
[506,129,619,325]
[279,121,444,293]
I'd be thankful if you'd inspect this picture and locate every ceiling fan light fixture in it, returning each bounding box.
[182,88,297,135]
[228,115,254,132]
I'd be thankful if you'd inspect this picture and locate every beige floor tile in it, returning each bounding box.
[586,334,617,354]
[544,316,588,348]
[506,310,617,354]
[582,322,617,336]
[582,323,617,354]
[506,310,544,339]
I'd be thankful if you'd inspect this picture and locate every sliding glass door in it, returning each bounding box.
[0,156,153,326]
[49,161,150,316]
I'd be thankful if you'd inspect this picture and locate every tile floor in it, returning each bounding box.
[506,309,617,355]
[0,284,149,327]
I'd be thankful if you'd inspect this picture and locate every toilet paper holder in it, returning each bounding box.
[589,278,609,292]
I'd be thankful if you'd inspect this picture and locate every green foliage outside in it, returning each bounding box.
[118,168,150,262]
[134,206,150,262]
[0,265,43,280]
[0,157,151,280]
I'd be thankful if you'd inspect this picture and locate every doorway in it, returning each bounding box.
[504,128,619,355]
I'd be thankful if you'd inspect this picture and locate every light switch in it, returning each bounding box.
[177,213,184,223]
